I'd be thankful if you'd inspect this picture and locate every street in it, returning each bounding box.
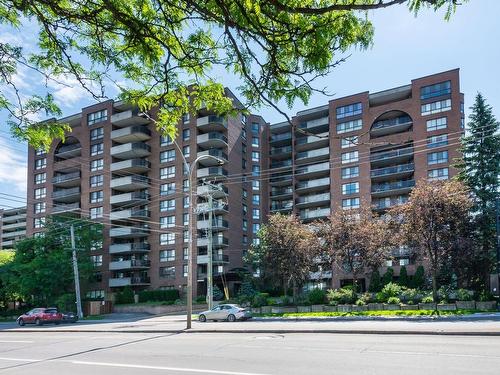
[1,330,500,374]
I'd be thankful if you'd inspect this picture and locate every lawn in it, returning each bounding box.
[255,309,491,318]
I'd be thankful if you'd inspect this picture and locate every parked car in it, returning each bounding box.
[16,308,63,326]
[62,312,78,323]
[198,304,252,322]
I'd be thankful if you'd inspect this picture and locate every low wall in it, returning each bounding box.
[113,303,208,315]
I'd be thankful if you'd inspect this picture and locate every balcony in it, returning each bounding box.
[52,187,81,203]
[298,116,329,131]
[270,132,292,146]
[197,236,229,248]
[296,192,331,207]
[110,175,150,192]
[270,200,293,212]
[197,218,229,231]
[296,177,330,192]
[372,196,409,211]
[110,109,150,127]
[52,202,81,214]
[109,242,150,254]
[197,132,228,148]
[197,149,228,166]
[197,184,228,198]
[111,125,151,143]
[296,161,330,179]
[55,143,81,159]
[197,254,229,265]
[370,147,414,167]
[2,230,26,239]
[271,159,292,169]
[197,115,227,131]
[196,201,228,214]
[1,221,26,231]
[270,186,293,198]
[109,226,150,238]
[109,259,151,271]
[371,180,416,197]
[299,207,331,220]
[109,209,150,221]
[110,191,149,206]
[270,145,293,159]
[370,163,415,182]
[110,142,151,160]
[111,158,151,174]
[109,276,151,288]
[0,213,26,224]
[296,147,329,164]
[371,115,412,138]
[295,132,329,151]
[269,173,292,186]
[197,167,228,180]
[52,171,81,187]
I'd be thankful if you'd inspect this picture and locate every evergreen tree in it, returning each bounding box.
[457,93,500,287]
[382,268,394,286]
[368,270,382,292]
[413,266,426,290]
[399,266,409,287]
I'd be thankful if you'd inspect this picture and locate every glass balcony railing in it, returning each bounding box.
[270,132,292,142]
[370,147,414,162]
[370,163,414,178]
[371,180,415,193]
[271,187,293,197]
[372,115,412,130]
[270,145,293,155]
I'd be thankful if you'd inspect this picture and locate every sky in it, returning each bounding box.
[1,0,499,209]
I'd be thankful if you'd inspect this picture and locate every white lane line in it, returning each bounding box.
[0,340,34,343]
[0,357,41,362]
[70,360,274,375]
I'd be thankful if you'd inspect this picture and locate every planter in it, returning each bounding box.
[401,304,419,310]
[251,307,261,314]
[418,303,437,310]
[475,301,497,311]
[367,303,384,311]
[324,305,338,312]
[455,301,475,310]
[337,304,353,313]
[261,306,272,314]
[282,307,298,313]
[437,304,457,311]
[311,305,324,312]
[354,305,369,312]
[383,304,401,311]
[297,305,312,313]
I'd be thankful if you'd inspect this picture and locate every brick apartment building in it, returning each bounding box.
[26,69,464,297]
[0,206,27,251]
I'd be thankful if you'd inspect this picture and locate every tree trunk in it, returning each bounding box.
[432,271,438,304]
[292,280,297,305]
[331,261,335,289]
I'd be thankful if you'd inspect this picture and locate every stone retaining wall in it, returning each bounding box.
[113,303,208,315]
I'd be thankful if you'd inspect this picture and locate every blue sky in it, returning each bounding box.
[1,0,499,209]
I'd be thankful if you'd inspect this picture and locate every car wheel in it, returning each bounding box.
[227,314,236,322]
[35,318,42,326]
[199,314,207,323]
[17,319,25,326]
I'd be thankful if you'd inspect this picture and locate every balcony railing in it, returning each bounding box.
[372,115,412,130]
[52,171,80,184]
[372,196,409,210]
[270,132,292,142]
[298,116,329,130]
[296,177,330,190]
[56,143,81,154]
[270,145,293,155]
[371,180,415,193]
[296,192,330,205]
[370,147,413,162]
[51,187,80,199]
[271,201,293,211]
[271,159,292,168]
[299,207,331,220]
[271,187,293,197]
[370,163,415,178]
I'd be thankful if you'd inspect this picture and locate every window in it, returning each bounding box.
[87,109,107,125]
[428,167,449,181]
[421,99,451,116]
[420,80,451,100]
[252,165,260,176]
[241,128,247,139]
[342,182,359,195]
[242,204,248,215]
[34,217,46,228]
[182,113,190,123]
[427,151,448,165]
[160,199,176,211]
[242,189,248,199]
[160,215,176,228]
[341,136,358,148]
[34,187,46,199]
[90,159,104,171]
[251,151,260,162]
[35,148,45,156]
[342,197,360,210]
[182,128,190,141]
[461,117,465,129]
[337,119,362,134]
[252,223,260,234]
[183,145,190,158]
[183,229,189,243]
[341,166,359,179]
[160,166,175,179]
[183,264,188,277]
[183,196,189,208]
[252,208,260,219]
[183,213,189,226]
[160,135,173,146]
[242,143,247,154]
[399,258,410,266]
[35,173,46,185]
[160,182,176,196]
[341,151,359,164]
[90,207,103,219]
[182,179,189,192]
[242,235,248,245]
[90,191,103,203]
[90,240,102,251]
[242,219,248,231]
[251,122,260,134]
[35,158,46,170]
[160,150,176,163]
[160,233,176,245]
[90,175,103,187]
[90,255,103,267]
[160,249,175,262]
[86,290,105,299]
[90,127,104,141]
[183,162,189,175]
[241,114,247,124]
[252,137,259,147]
[34,202,46,214]
[160,266,175,279]
[336,102,362,119]
[426,117,447,132]
[427,134,448,148]
[242,158,247,169]
[183,247,189,260]
[252,194,260,205]
[252,238,261,246]
[252,180,260,191]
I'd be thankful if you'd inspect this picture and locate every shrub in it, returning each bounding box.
[115,286,135,304]
[252,293,269,307]
[400,288,422,304]
[355,299,366,306]
[195,295,206,304]
[326,287,357,305]
[308,288,326,305]
[213,285,224,301]
[398,266,408,287]
[55,293,76,312]
[387,296,401,305]
[368,270,382,292]
[421,295,434,303]
[359,292,373,304]
[478,290,494,302]
[138,289,179,303]
[382,267,394,285]
[378,282,402,302]
[412,266,425,289]
[456,288,472,301]
[238,280,257,302]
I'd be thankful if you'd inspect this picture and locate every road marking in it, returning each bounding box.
[0,340,34,343]
[70,360,274,375]
[0,357,41,362]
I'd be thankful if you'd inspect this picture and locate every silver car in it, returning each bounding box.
[198,304,252,322]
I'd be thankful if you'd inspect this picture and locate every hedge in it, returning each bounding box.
[138,289,179,303]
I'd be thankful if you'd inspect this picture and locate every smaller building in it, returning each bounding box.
[0,206,27,250]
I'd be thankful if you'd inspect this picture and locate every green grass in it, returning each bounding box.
[0,316,16,322]
[255,309,491,318]
[82,315,105,320]
[115,300,178,307]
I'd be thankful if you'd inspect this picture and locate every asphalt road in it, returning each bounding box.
[0,331,500,374]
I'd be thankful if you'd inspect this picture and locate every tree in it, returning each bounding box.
[399,266,409,287]
[391,180,472,302]
[247,214,319,302]
[0,0,467,149]
[0,217,101,306]
[412,265,425,289]
[316,207,392,291]
[457,93,500,286]
[368,270,382,293]
[382,267,394,286]
[0,251,14,310]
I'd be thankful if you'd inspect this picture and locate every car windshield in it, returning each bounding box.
[46,309,58,313]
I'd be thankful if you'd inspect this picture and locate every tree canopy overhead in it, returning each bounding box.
[0,0,467,148]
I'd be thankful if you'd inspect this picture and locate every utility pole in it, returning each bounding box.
[496,195,500,275]
[70,225,83,319]
[207,193,213,310]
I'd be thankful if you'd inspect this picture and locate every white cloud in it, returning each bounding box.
[0,138,27,194]
[47,75,94,107]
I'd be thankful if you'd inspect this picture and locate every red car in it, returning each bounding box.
[16,308,63,326]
